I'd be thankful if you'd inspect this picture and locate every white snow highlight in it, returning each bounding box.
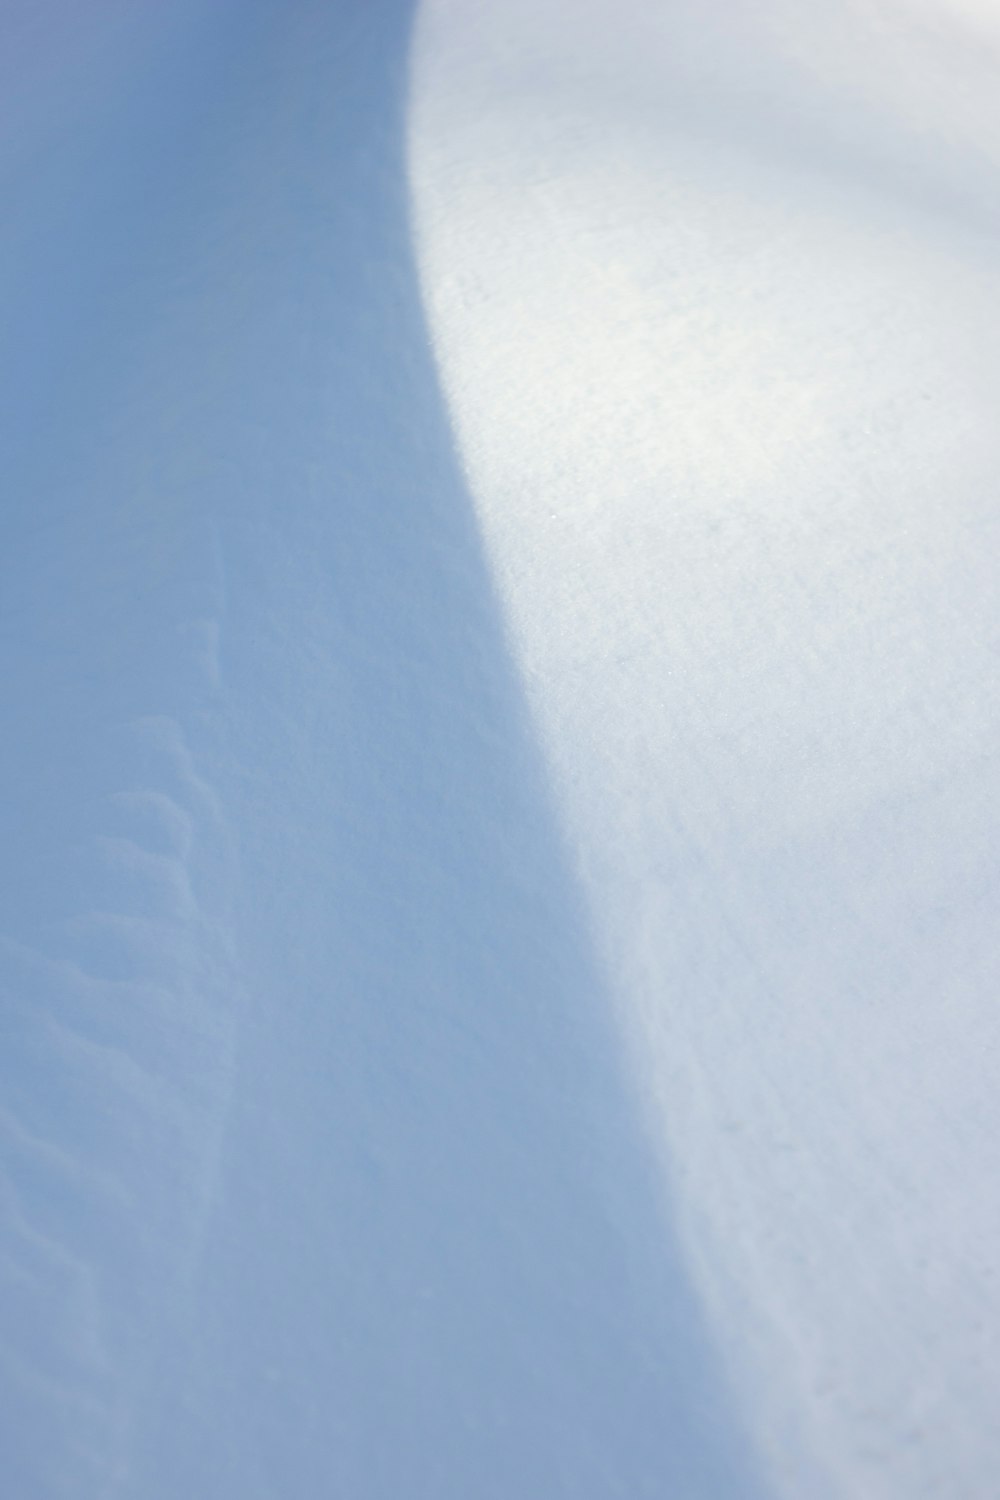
[410,2,1000,1496]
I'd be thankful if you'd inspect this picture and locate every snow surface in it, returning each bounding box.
[2,0,999,1496]
[410,2,1000,1497]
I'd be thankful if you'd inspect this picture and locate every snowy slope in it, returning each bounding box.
[3,3,760,1497]
[5,1,1000,1496]
[410,2,1000,1498]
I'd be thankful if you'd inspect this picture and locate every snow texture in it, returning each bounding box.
[411,2,1000,1498]
[2,3,756,1496]
[2,0,999,1497]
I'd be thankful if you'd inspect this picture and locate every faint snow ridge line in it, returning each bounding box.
[0,711,240,1495]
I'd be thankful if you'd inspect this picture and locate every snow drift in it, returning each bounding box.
[410,2,1000,1497]
[3,0,1000,1496]
[2,2,757,1496]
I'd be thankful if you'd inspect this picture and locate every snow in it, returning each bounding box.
[2,0,999,1496]
[410,2,1000,1497]
[1,3,756,1496]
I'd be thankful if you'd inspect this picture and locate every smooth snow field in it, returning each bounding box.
[3,1,1000,1497]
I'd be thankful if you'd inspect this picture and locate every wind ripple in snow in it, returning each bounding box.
[1,708,239,1494]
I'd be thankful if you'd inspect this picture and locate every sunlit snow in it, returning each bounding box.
[3,1,999,1497]
[411,3,1000,1497]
